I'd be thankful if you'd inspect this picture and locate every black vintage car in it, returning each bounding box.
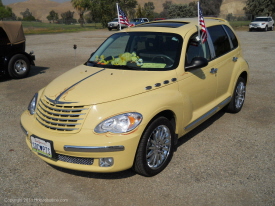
[0,21,35,79]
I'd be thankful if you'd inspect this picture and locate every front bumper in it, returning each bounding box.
[21,110,141,173]
[249,24,266,30]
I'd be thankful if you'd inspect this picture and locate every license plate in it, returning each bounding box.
[31,135,54,158]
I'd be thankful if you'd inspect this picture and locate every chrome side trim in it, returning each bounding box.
[184,97,231,130]
[64,145,125,152]
[185,107,218,130]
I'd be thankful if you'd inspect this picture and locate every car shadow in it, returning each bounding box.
[49,110,226,179]
[49,164,137,179]
[0,66,49,82]
[28,65,50,77]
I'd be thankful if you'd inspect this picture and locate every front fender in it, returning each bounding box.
[84,82,184,137]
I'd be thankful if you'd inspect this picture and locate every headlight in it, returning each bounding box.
[28,93,38,115]
[94,112,143,133]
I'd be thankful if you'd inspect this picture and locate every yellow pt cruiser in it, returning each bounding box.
[21,18,249,176]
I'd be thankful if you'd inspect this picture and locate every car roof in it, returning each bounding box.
[121,17,231,34]
[0,21,25,44]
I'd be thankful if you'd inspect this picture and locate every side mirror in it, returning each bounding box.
[185,57,208,70]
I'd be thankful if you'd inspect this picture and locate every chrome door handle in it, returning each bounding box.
[210,68,218,74]
[233,57,238,62]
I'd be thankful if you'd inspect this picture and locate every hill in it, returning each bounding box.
[219,0,246,18]
[7,0,246,22]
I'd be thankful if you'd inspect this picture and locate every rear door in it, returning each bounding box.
[207,25,239,102]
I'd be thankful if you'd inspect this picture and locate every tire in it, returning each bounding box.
[270,25,274,31]
[265,26,268,32]
[133,116,175,177]
[108,28,112,31]
[8,54,30,79]
[225,77,246,113]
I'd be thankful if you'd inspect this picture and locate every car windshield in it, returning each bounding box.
[88,32,183,71]
[254,18,268,22]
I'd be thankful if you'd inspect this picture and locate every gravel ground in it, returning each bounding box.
[0,29,274,206]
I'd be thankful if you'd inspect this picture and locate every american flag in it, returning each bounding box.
[198,4,207,43]
[117,5,134,27]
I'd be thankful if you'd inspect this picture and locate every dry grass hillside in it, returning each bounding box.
[7,0,247,22]
[219,0,246,18]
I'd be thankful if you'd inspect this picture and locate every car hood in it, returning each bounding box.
[42,65,177,105]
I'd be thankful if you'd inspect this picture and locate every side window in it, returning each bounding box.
[185,33,211,66]
[208,25,231,57]
[223,25,238,49]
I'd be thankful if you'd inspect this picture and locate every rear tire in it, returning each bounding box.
[8,54,30,79]
[225,77,246,113]
[133,117,175,177]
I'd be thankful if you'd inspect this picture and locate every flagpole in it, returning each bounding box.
[197,1,201,43]
[116,3,121,30]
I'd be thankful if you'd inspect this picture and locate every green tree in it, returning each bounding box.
[244,0,275,17]
[136,4,145,18]
[0,0,13,20]
[159,1,172,18]
[20,8,36,21]
[71,0,91,27]
[61,10,76,24]
[200,0,223,16]
[168,4,195,18]
[89,0,137,28]
[47,10,59,23]
[143,2,155,19]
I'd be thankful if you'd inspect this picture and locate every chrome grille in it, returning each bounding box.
[56,154,94,165]
[36,97,89,132]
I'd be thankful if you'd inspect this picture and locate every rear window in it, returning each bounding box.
[208,25,231,58]
[223,25,238,49]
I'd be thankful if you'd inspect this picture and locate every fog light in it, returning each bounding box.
[99,157,114,167]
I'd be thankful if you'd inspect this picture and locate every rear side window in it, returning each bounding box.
[208,25,231,58]
[223,25,238,49]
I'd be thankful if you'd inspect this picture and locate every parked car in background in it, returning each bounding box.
[130,18,149,25]
[21,18,249,177]
[0,21,35,79]
[107,18,128,31]
[249,16,274,31]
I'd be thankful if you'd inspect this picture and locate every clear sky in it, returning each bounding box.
[2,0,70,5]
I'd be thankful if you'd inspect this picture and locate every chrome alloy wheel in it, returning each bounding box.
[146,125,172,169]
[235,81,246,109]
[14,59,27,75]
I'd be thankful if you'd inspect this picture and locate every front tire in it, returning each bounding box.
[8,54,30,79]
[225,77,246,113]
[133,117,175,177]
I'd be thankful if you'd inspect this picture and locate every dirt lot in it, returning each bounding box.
[1,29,274,206]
